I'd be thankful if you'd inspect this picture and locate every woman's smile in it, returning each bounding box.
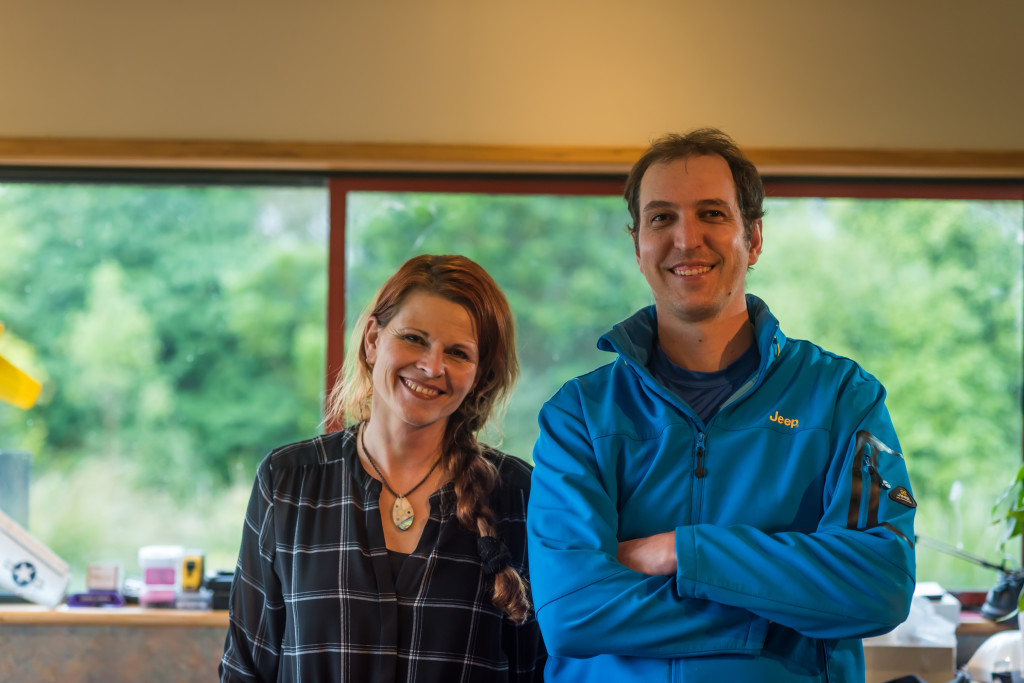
[401,376,443,398]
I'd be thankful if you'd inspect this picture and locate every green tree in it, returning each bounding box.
[345,191,651,458]
[751,198,1023,586]
[0,183,328,585]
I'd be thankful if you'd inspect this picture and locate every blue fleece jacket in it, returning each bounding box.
[527,295,916,682]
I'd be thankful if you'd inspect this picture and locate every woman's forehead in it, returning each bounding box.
[392,291,478,343]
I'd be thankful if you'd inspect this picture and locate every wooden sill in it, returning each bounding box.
[0,603,1008,639]
[0,137,1021,178]
[0,604,228,628]
[956,610,1019,637]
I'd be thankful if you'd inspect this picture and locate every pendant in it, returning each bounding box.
[392,496,414,531]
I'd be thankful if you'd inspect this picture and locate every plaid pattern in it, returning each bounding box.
[220,425,545,682]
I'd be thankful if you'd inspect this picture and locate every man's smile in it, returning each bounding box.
[671,264,713,277]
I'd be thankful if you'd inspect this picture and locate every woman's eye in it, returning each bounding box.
[403,334,424,344]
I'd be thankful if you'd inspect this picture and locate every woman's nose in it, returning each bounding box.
[418,346,444,377]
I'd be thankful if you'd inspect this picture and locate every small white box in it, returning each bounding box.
[915,581,962,627]
[138,544,183,606]
[0,506,70,608]
[86,562,123,592]
[864,643,957,683]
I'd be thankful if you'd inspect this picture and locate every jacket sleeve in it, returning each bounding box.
[220,460,285,683]
[528,379,916,658]
[674,384,916,639]
[528,389,772,659]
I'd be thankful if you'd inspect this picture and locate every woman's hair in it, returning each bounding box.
[324,254,530,623]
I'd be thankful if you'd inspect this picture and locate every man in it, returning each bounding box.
[527,128,916,682]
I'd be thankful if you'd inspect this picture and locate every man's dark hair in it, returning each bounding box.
[624,127,765,248]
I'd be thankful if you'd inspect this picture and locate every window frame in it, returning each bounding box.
[327,172,1024,606]
[325,174,628,431]
[327,173,1024,401]
[2,164,1021,604]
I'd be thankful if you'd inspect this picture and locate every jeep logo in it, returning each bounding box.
[769,410,798,428]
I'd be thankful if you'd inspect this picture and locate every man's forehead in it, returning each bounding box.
[639,154,738,205]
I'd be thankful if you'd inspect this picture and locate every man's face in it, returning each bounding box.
[635,154,762,325]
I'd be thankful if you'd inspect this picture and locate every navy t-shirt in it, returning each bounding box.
[650,341,760,425]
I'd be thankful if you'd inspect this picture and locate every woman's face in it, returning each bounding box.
[364,291,480,433]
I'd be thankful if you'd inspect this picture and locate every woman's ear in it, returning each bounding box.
[363,317,380,365]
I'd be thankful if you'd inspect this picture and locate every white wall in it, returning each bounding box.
[0,0,1021,151]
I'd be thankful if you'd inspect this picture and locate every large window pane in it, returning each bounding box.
[346,190,1024,591]
[0,182,328,592]
[751,197,1024,589]
[344,191,653,458]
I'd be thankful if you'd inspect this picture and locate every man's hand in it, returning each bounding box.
[616,531,677,576]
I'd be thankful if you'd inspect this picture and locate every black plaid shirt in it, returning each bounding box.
[220,426,545,682]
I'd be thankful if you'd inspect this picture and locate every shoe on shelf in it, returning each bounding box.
[980,570,1024,622]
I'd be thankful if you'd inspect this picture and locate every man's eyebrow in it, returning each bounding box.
[642,198,733,213]
[694,198,732,209]
[641,200,677,213]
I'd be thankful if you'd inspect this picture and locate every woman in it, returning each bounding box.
[220,254,544,682]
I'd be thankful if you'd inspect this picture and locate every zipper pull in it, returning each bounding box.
[695,433,707,478]
[863,448,891,489]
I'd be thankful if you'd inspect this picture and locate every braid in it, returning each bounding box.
[445,419,532,624]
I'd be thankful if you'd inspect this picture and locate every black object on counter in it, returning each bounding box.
[205,570,233,610]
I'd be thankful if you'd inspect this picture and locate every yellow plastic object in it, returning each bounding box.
[0,323,42,410]
[181,553,205,592]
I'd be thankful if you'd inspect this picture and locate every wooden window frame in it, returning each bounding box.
[328,173,1024,606]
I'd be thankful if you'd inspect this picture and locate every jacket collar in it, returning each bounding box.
[598,294,787,374]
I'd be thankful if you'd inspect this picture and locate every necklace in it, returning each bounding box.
[359,423,441,532]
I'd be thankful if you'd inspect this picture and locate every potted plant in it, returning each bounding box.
[988,463,1024,675]
[992,464,1024,576]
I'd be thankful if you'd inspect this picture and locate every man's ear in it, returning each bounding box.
[632,230,643,272]
[363,317,380,364]
[747,220,763,267]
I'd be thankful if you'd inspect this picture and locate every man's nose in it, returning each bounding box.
[674,215,703,249]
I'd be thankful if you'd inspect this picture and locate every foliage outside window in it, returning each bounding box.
[0,182,327,591]
[344,190,1024,590]
[752,197,1023,588]
[0,179,1019,596]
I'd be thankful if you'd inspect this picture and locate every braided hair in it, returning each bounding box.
[325,254,531,623]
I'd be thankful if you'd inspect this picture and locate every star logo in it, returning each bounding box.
[11,561,36,587]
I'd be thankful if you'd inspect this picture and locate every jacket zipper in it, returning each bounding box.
[863,452,890,529]
[695,432,707,478]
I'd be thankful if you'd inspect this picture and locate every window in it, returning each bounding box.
[1,170,1020,597]
[334,177,1024,591]
[0,177,328,591]
[754,190,1024,589]
[332,176,649,453]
